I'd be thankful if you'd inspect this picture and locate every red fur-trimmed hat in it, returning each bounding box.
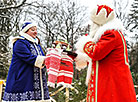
[90,5,115,25]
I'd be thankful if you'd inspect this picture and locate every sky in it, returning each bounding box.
[27,0,135,41]
[79,0,133,13]
[76,0,116,25]
[80,0,113,9]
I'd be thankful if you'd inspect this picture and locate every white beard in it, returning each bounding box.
[89,22,100,39]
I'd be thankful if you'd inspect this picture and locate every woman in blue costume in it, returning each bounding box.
[2,21,51,102]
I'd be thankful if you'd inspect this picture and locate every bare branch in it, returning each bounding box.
[0,15,10,18]
[0,0,27,10]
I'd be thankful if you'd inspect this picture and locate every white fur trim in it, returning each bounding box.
[19,32,38,44]
[85,59,92,86]
[90,6,115,25]
[74,51,90,71]
[75,35,93,53]
[22,23,37,33]
[35,55,46,68]
[11,32,39,46]
[92,18,124,43]
[12,36,24,44]
[2,99,51,102]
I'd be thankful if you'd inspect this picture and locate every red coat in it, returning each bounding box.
[76,19,137,102]
[86,30,136,102]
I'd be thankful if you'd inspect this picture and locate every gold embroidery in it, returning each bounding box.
[84,41,95,55]
[92,96,94,102]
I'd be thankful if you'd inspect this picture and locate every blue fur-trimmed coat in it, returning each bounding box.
[2,32,50,102]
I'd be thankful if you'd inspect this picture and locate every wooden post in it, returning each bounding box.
[65,88,69,102]
[0,80,4,101]
[50,86,65,96]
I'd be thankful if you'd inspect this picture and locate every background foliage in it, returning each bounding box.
[0,0,138,101]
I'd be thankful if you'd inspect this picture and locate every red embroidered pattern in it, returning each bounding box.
[87,61,96,102]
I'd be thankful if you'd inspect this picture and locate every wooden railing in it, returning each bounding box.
[0,80,6,101]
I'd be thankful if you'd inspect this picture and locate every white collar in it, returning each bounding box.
[19,31,39,44]
[91,18,124,43]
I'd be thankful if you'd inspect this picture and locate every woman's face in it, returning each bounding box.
[26,26,37,38]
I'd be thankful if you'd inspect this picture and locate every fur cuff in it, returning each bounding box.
[85,60,92,86]
[75,35,93,53]
[35,55,46,68]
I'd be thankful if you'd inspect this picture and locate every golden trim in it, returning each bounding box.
[118,31,129,66]
[95,61,99,102]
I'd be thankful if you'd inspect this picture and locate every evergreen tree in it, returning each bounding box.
[0,0,26,79]
[127,0,138,77]
[127,0,138,94]
[127,0,138,36]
